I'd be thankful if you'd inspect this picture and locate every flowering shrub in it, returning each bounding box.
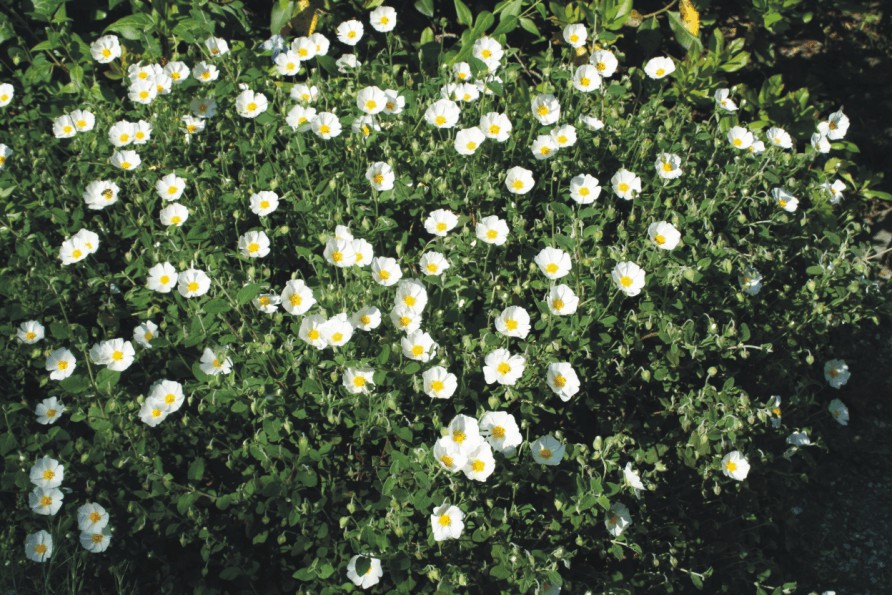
[0,1,885,593]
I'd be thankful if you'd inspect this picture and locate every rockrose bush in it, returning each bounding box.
[0,1,885,593]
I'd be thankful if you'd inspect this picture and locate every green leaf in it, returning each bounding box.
[414,0,435,18]
[105,13,155,40]
[454,0,473,26]
[188,458,206,482]
[236,284,260,305]
[666,11,702,53]
[271,0,296,35]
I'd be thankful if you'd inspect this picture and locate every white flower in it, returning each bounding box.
[205,36,229,57]
[786,431,811,447]
[352,115,380,137]
[590,49,618,77]
[200,347,232,376]
[390,305,422,334]
[612,261,646,296]
[133,321,158,349]
[91,34,121,63]
[622,463,645,499]
[0,83,12,108]
[768,395,783,428]
[335,54,361,72]
[531,435,565,465]
[89,338,135,372]
[495,306,531,339]
[281,279,316,316]
[192,61,219,83]
[154,173,185,202]
[109,121,137,146]
[164,61,190,83]
[821,179,846,205]
[462,441,496,481]
[455,126,486,155]
[446,414,481,452]
[476,215,509,245]
[36,397,65,425]
[483,348,526,386]
[30,455,64,488]
[351,306,382,331]
[767,126,793,149]
[580,114,605,131]
[535,247,572,280]
[177,268,212,298]
[25,530,53,563]
[321,313,354,348]
[419,251,450,277]
[133,119,152,144]
[274,50,302,76]
[147,262,178,293]
[310,32,330,56]
[739,267,763,296]
[344,367,375,394]
[569,174,601,204]
[424,98,460,129]
[434,436,467,472]
[159,203,189,227]
[772,188,799,212]
[811,132,831,154]
[286,104,316,131]
[74,229,99,254]
[828,398,849,426]
[647,221,681,250]
[824,359,850,389]
[721,451,750,481]
[714,88,738,112]
[190,97,217,118]
[239,230,271,258]
[531,93,560,125]
[346,555,383,590]
[236,90,268,119]
[45,348,76,381]
[422,366,457,399]
[573,64,601,92]
[655,153,683,180]
[111,149,141,171]
[149,379,185,413]
[337,20,364,45]
[366,162,395,191]
[291,83,319,103]
[644,56,675,79]
[299,314,328,349]
[312,112,342,139]
[140,396,169,426]
[547,284,579,316]
[819,109,849,140]
[424,209,459,237]
[605,503,632,536]
[611,168,642,200]
[250,191,279,216]
[479,112,512,142]
[357,86,387,115]
[77,502,109,533]
[546,362,580,401]
[532,134,559,160]
[79,529,112,553]
[371,257,403,286]
[563,23,587,47]
[69,109,95,132]
[353,238,377,267]
[128,79,157,104]
[431,503,464,541]
[183,115,206,135]
[383,89,405,114]
[17,320,45,344]
[479,411,522,454]
[401,330,437,362]
[291,37,317,62]
[324,238,356,268]
[472,36,503,72]
[0,143,10,168]
[53,114,77,138]
[59,237,89,266]
[370,5,397,32]
[551,124,577,149]
[252,293,281,314]
[748,140,766,155]
[728,126,754,150]
[505,166,535,195]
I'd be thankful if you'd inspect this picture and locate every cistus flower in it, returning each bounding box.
[370,6,397,32]
[249,191,279,216]
[281,279,316,315]
[623,462,645,496]
[655,153,683,180]
[767,126,793,149]
[714,88,738,111]
[644,56,675,79]
[462,441,496,481]
[30,455,64,488]
[177,268,211,298]
[431,503,464,541]
[483,348,526,385]
[79,528,112,553]
[505,166,535,195]
[91,35,121,63]
[235,90,268,118]
[605,502,632,536]
[17,320,45,344]
[590,49,618,77]
[25,531,53,563]
[343,367,375,395]
[728,126,754,150]
[828,398,849,425]
[336,20,364,45]
[573,64,601,92]
[479,410,522,454]
[29,486,64,515]
[530,93,560,125]
[531,435,565,466]
[88,338,136,372]
[401,330,437,362]
[772,188,799,212]
[569,174,601,204]
[534,247,572,280]
[147,262,178,293]
[495,306,531,339]
[424,99,460,129]
[824,359,850,389]
[480,112,512,142]
[546,362,580,401]
[238,230,271,258]
[424,209,459,237]
[134,321,158,349]
[45,348,76,381]
[346,555,383,589]
[422,366,458,399]
[721,451,750,481]
[547,284,579,316]
[738,266,763,296]
[818,108,849,141]
[200,347,232,376]
[612,261,646,296]
[476,215,509,245]
[455,126,485,155]
[611,168,642,200]
[365,162,395,191]
[647,221,681,250]
[77,502,110,533]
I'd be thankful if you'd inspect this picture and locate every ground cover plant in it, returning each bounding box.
[0,1,888,593]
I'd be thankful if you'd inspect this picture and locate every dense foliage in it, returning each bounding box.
[0,1,886,593]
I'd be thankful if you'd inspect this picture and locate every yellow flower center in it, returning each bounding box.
[553,374,566,388]
[435,115,446,126]
[101,48,111,58]
[353,376,366,387]
[139,91,149,100]
[56,361,68,371]
[40,495,53,506]
[212,359,221,368]
[111,350,124,361]
[618,182,630,193]
[120,161,131,170]
[308,329,320,340]
[656,68,665,76]
[539,448,552,459]
[481,49,492,58]
[348,31,356,39]
[63,125,73,133]
[258,296,270,306]
[286,62,296,70]
[579,187,590,196]
[537,105,549,116]
[170,216,181,225]
[331,251,342,262]
[546,263,559,274]
[404,295,416,307]
[829,121,838,130]
[486,229,498,239]
[399,316,411,327]
[733,138,743,147]
[144,331,153,341]
[596,61,606,71]
[497,362,511,375]
[35,544,47,554]
[246,102,258,112]
[91,533,104,544]
[431,380,445,392]
[289,294,302,306]
[453,430,465,443]
[505,319,518,330]
[159,275,170,285]
[772,407,781,416]
[620,276,633,288]
[411,345,424,357]
[365,100,377,110]
[779,199,787,208]
[42,469,55,480]
[25,331,36,340]
[77,119,87,128]
[90,511,102,523]
[471,460,485,472]
[466,141,477,150]
[557,135,568,144]
[319,124,331,134]
[436,222,447,232]
[512,179,524,190]
[552,299,564,311]
[331,332,344,343]
[492,426,505,439]
[299,49,308,57]
[540,146,551,155]
[247,242,259,253]
[662,162,674,172]
[165,393,176,404]
[580,77,590,87]
[655,234,666,245]
[379,269,390,280]
[187,125,197,133]
[569,34,579,43]
[725,461,737,472]
[426,264,438,273]
[171,72,181,80]
[360,315,371,325]
[187,281,199,292]
[489,125,500,135]
[438,514,451,526]
[372,174,384,185]
[440,455,453,467]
